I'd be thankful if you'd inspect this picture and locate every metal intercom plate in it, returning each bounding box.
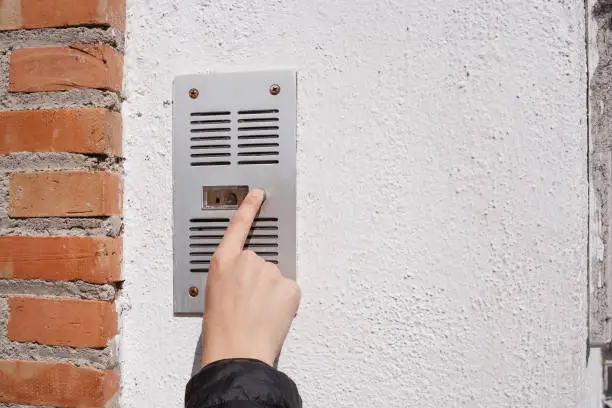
[173,70,297,315]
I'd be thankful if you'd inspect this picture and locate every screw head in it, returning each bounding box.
[269,84,281,95]
[189,88,199,99]
[189,286,199,297]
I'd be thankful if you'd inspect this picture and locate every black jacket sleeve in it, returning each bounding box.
[185,358,302,408]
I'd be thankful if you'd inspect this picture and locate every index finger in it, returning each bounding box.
[217,188,265,256]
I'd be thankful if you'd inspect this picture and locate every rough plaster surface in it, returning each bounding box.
[585,348,604,407]
[122,1,593,407]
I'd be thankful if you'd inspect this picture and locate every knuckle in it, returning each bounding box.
[230,212,247,227]
[286,280,302,302]
[210,252,224,271]
[242,249,259,260]
[240,250,265,268]
[265,262,282,277]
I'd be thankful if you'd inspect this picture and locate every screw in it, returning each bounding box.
[269,84,281,95]
[189,88,199,99]
[189,286,199,297]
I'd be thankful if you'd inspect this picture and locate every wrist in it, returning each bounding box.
[202,348,275,368]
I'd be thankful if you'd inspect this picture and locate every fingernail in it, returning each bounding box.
[251,188,265,201]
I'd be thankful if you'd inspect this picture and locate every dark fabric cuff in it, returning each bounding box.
[185,358,301,408]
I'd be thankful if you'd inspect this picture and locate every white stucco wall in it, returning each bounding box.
[120,1,597,407]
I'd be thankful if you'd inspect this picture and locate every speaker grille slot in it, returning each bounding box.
[190,111,232,166]
[237,110,280,165]
[189,217,280,272]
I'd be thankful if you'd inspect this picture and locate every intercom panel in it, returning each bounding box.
[173,70,297,315]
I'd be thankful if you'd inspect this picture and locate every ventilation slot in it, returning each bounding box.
[237,110,280,165]
[190,112,232,166]
[189,217,280,272]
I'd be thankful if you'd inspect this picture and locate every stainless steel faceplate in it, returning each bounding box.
[173,70,297,315]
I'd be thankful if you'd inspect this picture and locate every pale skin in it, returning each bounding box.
[202,189,302,367]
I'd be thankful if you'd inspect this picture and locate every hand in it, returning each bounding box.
[202,189,301,367]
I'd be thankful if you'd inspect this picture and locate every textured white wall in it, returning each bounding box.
[121,1,596,407]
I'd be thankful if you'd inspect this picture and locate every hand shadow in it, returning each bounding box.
[191,332,204,377]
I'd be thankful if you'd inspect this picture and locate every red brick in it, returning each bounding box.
[0,360,118,406]
[0,0,125,31]
[0,0,22,30]
[9,171,122,217]
[22,0,125,30]
[0,236,122,283]
[0,108,122,155]
[9,44,123,93]
[8,297,117,347]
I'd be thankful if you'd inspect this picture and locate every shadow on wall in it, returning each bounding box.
[192,334,203,377]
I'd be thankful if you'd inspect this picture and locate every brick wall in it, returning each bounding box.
[0,1,125,406]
